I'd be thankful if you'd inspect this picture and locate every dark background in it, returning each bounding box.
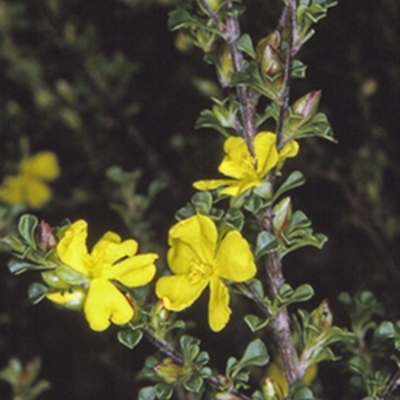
[0,0,399,398]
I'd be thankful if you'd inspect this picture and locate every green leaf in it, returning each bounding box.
[7,258,45,275]
[175,203,195,220]
[273,171,306,201]
[138,387,156,400]
[117,329,143,350]
[168,9,195,31]
[254,231,279,260]
[191,191,213,215]
[180,335,200,364]
[252,390,265,400]
[238,339,269,368]
[292,284,314,303]
[248,279,264,298]
[349,356,368,375]
[28,282,50,304]
[378,321,395,338]
[183,374,203,393]
[291,59,307,78]
[288,210,312,230]
[223,208,244,231]
[237,34,256,59]
[195,109,231,136]
[288,380,315,400]
[154,383,173,399]
[1,235,26,253]
[244,314,269,332]
[18,214,39,249]
[244,193,266,214]
[195,351,209,365]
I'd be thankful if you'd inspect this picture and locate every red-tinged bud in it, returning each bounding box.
[311,299,333,331]
[155,299,170,323]
[292,90,321,123]
[36,220,57,252]
[256,31,281,59]
[154,358,188,384]
[273,197,292,238]
[261,45,284,78]
[217,374,230,387]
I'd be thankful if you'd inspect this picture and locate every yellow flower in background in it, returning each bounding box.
[265,357,317,396]
[155,214,256,332]
[193,132,299,198]
[0,151,60,208]
[47,220,158,331]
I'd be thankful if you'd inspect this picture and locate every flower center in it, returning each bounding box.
[86,255,106,279]
[240,154,258,178]
[189,259,213,284]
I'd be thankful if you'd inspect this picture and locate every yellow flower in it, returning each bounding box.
[0,151,60,208]
[193,131,299,197]
[266,357,317,396]
[47,220,158,331]
[155,214,256,332]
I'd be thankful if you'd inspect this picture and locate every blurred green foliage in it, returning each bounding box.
[0,0,399,399]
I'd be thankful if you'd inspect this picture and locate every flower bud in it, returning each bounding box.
[291,90,321,125]
[36,220,57,252]
[154,358,188,384]
[260,45,284,78]
[216,45,234,88]
[262,377,281,400]
[212,101,238,128]
[256,31,281,58]
[311,299,333,331]
[273,197,292,238]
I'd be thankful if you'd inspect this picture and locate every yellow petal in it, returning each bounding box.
[46,289,85,310]
[106,253,158,286]
[57,220,89,275]
[167,214,216,274]
[279,140,299,159]
[92,232,138,264]
[208,275,231,332]
[21,151,60,181]
[84,278,134,331]
[254,132,279,177]
[156,274,208,311]
[219,136,252,179]
[0,175,24,204]
[215,230,257,282]
[218,178,260,197]
[23,178,52,208]
[193,179,236,192]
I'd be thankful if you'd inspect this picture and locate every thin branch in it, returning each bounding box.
[382,369,400,399]
[141,327,253,400]
[262,0,302,385]
[276,0,297,150]
[200,0,257,155]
